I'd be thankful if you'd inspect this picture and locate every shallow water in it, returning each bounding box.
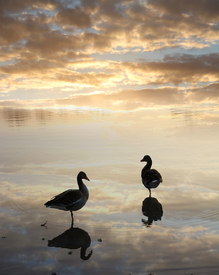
[0,106,219,275]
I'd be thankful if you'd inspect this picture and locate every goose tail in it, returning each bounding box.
[44,201,52,207]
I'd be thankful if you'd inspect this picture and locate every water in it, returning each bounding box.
[0,106,219,275]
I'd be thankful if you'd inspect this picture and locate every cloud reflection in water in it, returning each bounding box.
[0,105,219,275]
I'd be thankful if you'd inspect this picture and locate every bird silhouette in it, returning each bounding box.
[141,155,162,196]
[44,171,90,227]
[142,196,163,227]
[48,226,93,260]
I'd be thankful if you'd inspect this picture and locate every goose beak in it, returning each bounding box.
[140,159,144,162]
[86,176,90,181]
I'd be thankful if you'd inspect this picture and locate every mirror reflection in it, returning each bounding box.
[1,105,219,275]
[142,196,163,227]
[2,108,31,127]
[48,225,93,260]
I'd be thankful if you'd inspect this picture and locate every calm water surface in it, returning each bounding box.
[0,107,219,275]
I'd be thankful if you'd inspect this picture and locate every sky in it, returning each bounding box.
[0,0,219,111]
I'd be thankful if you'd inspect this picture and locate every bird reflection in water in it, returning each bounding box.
[48,226,93,260]
[142,197,163,227]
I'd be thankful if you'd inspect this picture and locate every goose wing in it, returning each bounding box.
[143,169,162,183]
[45,189,83,209]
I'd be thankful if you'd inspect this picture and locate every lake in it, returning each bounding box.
[0,106,219,275]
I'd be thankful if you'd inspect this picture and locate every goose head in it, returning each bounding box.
[140,155,151,162]
[78,171,90,181]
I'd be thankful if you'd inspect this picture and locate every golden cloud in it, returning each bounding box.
[1,0,219,103]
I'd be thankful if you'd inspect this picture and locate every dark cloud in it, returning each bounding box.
[114,53,219,85]
[26,31,81,56]
[0,60,59,75]
[55,7,92,28]
[0,14,27,45]
[148,0,219,20]
[82,32,113,51]
[0,0,61,13]
[1,0,218,51]
[188,82,219,102]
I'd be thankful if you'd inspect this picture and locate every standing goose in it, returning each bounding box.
[44,171,90,226]
[141,155,162,196]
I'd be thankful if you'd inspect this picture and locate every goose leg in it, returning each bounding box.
[70,211,74,227]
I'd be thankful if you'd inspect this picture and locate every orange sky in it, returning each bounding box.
[0,0,219,110]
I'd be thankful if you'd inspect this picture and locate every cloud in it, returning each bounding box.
[188,82,219,102]
[1,0,219,102]
[25,31,82,57]
[54,7,92,28]
[0,0,61,13]
[1,0,219,53]
[1,52,219,100]
[0,14,28,45]
[112,53,219,85]
[48,87,181,110]
[1,81,219,111]
[148,0,219,21]
[50,83,219,110]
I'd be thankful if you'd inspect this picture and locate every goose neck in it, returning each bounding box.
[77,175,84,189]
[77,175,89,199]
[145,158,152,170]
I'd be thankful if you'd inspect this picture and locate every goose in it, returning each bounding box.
[141,155,162,196]
[44,171,90,226]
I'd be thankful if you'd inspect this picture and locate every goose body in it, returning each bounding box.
[44,171,90,226]
[141,155,162,195]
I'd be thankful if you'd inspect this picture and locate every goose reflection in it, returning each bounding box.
[142,196,163,227]
[48,226,93,260]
